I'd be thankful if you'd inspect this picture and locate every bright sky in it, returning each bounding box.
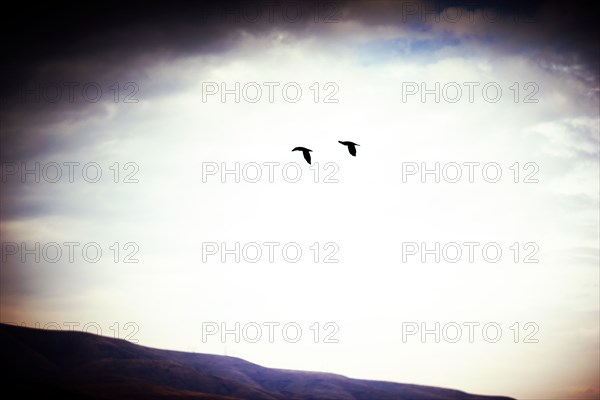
[1,2,598,399]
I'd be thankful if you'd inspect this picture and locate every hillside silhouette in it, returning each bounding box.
[0,323,515,400]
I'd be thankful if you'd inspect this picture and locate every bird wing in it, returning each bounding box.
[349,145,357,156]
[304,151,311,164]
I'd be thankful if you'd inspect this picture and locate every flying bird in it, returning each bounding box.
[339,141,360,156]
[292,147,312,164]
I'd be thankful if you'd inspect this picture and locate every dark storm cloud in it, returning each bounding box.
[1,0,598,102]
[0,0,598,225]
[2,1,598,96]
[1,0,330,102]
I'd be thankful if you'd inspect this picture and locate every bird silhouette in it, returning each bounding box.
[292,147,312,164]
[339,141,360,156]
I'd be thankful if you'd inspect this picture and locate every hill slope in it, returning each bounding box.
[0,323,515,400]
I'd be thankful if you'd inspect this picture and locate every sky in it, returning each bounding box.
[1,1,599,399]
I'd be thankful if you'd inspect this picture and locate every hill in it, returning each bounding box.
[0,323,515,400]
